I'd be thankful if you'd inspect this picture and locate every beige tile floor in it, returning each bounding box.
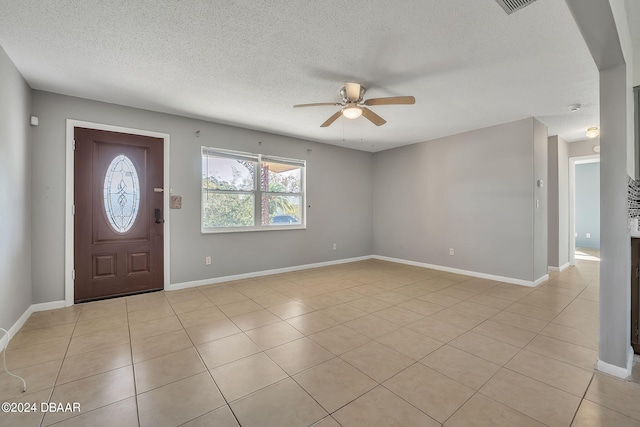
[2,253,640,426]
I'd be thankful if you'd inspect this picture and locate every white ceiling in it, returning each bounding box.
[0,0,601,152]
[625,0,640,86]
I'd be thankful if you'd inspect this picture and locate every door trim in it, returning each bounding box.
[65,120,171,306]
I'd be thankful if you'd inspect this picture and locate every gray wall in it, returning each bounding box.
[372,117,545,283]
[558,138,570,267]
[567,0,632,374]
[0,47,32,330]
[548,136,560,267]
[31,91,374,302]
[575,162,600,248]
[533,118,548,279]
[598,63,632,371]
[568,137,600,158]
[548,136,570,268]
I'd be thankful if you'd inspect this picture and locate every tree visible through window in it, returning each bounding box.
[201,147,305,232]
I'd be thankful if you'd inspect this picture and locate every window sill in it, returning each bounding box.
[201,225,306,234]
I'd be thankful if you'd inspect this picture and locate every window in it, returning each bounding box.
[202,147,305,232]
[104,154,140,233]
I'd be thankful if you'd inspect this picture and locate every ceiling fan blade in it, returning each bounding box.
[320,110,343,127]
[294,102,340,108]
[363,96,416,106]
[345,82,361,100]
[361,107,387,126]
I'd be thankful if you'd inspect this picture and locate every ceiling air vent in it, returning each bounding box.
[495,0,538,15]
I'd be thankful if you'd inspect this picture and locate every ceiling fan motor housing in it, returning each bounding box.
[340,85,365,103]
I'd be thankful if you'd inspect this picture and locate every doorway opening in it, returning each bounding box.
[569,155,600,266]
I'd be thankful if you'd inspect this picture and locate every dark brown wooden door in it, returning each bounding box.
[74,127,164,302]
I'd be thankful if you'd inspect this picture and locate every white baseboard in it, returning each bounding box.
[32,300,67,312]
[596,357,631,379]
[1,300,66,351]
[533,274,549,287]
[548,262,570,272]
[373,255,545,287]
[167,256,373,291]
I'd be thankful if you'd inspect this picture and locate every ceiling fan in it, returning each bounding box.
[293,82,416,127]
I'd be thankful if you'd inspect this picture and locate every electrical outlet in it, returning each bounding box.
[205,256,212,265]
[586,233,591,238]
[332,243,337,250]
[449,248,454,256]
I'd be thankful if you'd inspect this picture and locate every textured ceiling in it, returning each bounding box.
[625,0,640,85]
[0,0,600,152]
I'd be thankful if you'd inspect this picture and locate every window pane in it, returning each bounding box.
[263,195,302,226]
[202,193,255,228]
[103,154,140,233]
[260,161,301,193]
[201,147,305,232]
[203,156,256,191]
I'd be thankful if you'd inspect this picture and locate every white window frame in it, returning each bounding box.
[201,147,306,233]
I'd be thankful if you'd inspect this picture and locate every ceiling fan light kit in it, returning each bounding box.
[342,105,363,119]
[294,82,415,127]
[586,126,600,139]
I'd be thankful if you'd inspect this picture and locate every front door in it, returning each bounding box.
[74,127,164,302]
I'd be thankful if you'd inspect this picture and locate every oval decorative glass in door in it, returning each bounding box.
[103,154,140,233]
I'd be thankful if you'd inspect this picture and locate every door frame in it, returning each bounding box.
[65,119,171,306]
[569,154,600,266]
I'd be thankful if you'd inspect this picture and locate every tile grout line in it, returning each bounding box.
[11,259,603,426]
[125,297,143,427]
[30,303,131,426]
[38,307,81,427]
[569,372,596,426]
[159,292,244,427]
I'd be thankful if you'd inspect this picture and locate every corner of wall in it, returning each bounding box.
[0,45,34,331]
[533,118,549,280]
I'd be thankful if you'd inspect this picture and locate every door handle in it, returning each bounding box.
[155,208,164,224]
